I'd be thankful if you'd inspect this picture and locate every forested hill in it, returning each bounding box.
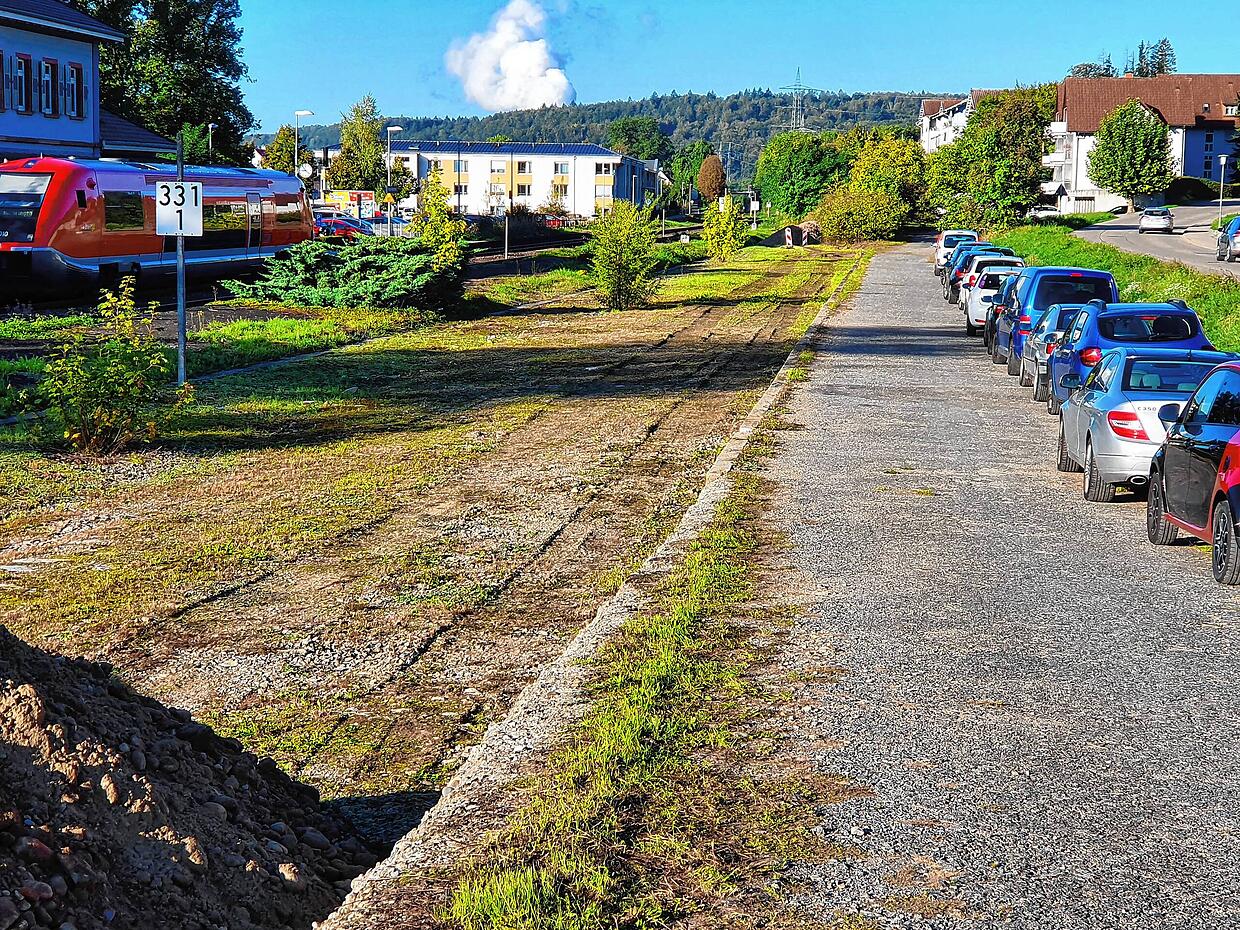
[275,88,945,165]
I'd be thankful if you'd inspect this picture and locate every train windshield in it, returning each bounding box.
[0,173,51,243]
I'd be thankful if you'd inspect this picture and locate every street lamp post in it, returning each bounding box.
[1220,154,1230,231]
[207,122,218,163]
[293,109,314,180]
[385,125,402,233]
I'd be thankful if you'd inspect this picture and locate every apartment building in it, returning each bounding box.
[326,140,662,218]
[918,91,1002,153]
[1045,74,1240,212]
[0,0,171,160]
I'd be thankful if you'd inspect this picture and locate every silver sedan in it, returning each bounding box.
[1056,347,1236,501]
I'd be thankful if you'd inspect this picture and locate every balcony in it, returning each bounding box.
[1042,150,1069,166]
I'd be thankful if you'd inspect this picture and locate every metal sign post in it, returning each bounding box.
[155,132,203,384]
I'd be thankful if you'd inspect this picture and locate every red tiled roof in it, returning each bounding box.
[970,89,1004,106]
[1058,74,1240,133]
[920,98,957,118]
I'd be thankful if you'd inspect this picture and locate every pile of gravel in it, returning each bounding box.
[0,628,377,930]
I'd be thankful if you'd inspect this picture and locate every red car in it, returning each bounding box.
[314,217,373,239]
[1147,360,1240,584]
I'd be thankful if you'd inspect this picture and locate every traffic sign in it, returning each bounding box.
[155,181,203,237]
[382,193,396,205]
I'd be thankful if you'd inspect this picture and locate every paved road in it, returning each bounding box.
[769,245,1240,929]
[1076,200,1240,276]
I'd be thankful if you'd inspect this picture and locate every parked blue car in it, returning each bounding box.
[1046,299,1215,414]
[992,267,1118,375]
[982,274,1021,351]
[944,244,1016,303]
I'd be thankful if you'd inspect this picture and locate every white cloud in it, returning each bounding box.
[445,0,576,112]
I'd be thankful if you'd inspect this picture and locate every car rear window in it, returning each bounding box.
[1032,276,1113,310]
[978,272,1014,289]
[1099,313,1199,343]
[943,234,973,248]
[1050,307,1079,332]
[976,259,1021,273]
[1123,360,1217,392]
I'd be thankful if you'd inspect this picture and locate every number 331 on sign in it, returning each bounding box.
[155,181,204,237]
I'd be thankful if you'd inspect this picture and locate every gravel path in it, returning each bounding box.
[768,245,1240,929]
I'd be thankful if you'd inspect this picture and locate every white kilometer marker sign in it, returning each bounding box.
[154,181,204,237]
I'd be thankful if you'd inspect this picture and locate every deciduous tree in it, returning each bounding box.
[703,196,748,261]
[413,168,468,274]
[262,125,316,191]
[696,154,727,203]
[607,116,673,162]
[1088,100,1175,209]
[590,201,658,311]
[326,96,412,198]
[668,141,713,211]
[753,132,852,218]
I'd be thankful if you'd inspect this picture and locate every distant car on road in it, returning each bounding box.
[964,270,1018,337]
[315,217,374,239]
[1020,303,1083,400]
[1217,216,1240,262]
[1057,347,1234,502]
[1138,208,1174,234]
[1027,206,1062,220]
[934,229,978,275]
[1147,360,1240,584]
[1047,299,1213,414]
[993,267,1118,377]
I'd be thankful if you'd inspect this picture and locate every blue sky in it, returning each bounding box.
[240,0,1230,132]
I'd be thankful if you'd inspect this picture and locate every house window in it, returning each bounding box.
[595,184,613,198]
[429,159,442,171]
[65,63,84,119]
[490,160,506,174]
[489,182,506,194]
[39,59,58,116]
[516,160,530,174]
[554,161,569,174]
[516,183,531,197]
[1227,105,1239,117]
[453,184,468,195]
[595,162,612,176]
[453,159,466,172]
[1205,155,1215,177]
[1205,132,1215,153]
[13,55,32,114]
[551,183,568,197]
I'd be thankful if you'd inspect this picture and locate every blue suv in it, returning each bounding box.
[992,267,1118,376]
[1046,299,1215,414]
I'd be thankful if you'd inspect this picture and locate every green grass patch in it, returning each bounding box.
[993,223,1240,352]
[475,269,593,308]
[0,314,96,341]
[444,467,822,929]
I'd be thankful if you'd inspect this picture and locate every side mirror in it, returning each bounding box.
[981,295,994,304]
[1045,331,1064,345]
[1060,373,1083,391]
[1157,403,1182,425]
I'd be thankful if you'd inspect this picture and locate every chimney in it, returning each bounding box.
[1124,72,1135,78]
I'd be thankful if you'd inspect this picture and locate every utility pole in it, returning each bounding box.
[1220,155,1230,231]
[175,132,187,385]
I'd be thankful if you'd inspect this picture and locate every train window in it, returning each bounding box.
[165,202,247,252]
[0,173,51,243]
[276,200,304,224]
[104,192,145,231]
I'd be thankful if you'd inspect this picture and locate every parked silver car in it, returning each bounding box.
[1138,208,1174,234]
[1056,347,1237,501]
[1020,304,1082,401]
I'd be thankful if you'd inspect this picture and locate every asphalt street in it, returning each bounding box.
[769,245,1240,929]
[1076,199,1240,276]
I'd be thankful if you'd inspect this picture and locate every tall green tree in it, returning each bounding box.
[263,124,316,192]
[668,141,713,210]
[70,0,254,163]
[607,116,673,162]
[325,96,412,197]
[753,132,855,218]
[1088,100,1175,209]
[1068,55,1118,79]
[697,154,727,202]
[1149,38,1177,76]
[702,196,747,261]
[848,137,927,213]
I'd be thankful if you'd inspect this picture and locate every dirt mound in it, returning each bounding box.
[0,629,376,930]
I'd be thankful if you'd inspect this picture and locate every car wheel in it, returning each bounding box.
[1033,370,1049,403]
[1006,348,1021,376]
[1138,228,1145,234]
[1231,249,1238,264]
[1057,420,1083,473]
[1082,440,1116,502]
[1146,475,1178,545]
[1048,388,1062,416]
[965,320,977,337]
[1018,358,1033,387]
[1212,500,1240,584]
[991,337,1006,365]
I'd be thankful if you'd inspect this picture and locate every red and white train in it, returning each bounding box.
[0,156,313,295]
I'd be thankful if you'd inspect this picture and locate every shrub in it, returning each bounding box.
[225,236,464,310]
[815,186,909,242]
[590,201,660,311]
[35,279,176,454]
[702,196,748,261]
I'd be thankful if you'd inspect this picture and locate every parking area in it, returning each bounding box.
[770,245,1240,927]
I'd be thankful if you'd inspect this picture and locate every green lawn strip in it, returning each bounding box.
[0,314,97,341]
[993,223,1240,352]
[445,467,824,929]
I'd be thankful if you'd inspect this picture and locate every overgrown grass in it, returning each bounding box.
[993,223,1240,352]
[445,468,821,929]
[0,314,96,341]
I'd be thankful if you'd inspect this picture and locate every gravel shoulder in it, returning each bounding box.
[766,244,1240,928]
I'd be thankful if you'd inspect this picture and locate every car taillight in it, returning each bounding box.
[968,274,977,286]
[1079,347,1103,366]
[1107,410,1149,441]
